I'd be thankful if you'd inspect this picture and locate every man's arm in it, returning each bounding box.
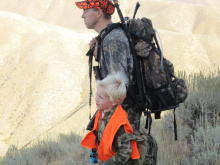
[100,29,133,80]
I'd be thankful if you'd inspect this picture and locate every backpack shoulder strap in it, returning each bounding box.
[100,23,123,41]
[96,23,123,73]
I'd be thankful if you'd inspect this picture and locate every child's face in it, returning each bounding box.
[95,86,116,112]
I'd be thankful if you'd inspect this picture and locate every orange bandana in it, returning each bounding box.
[75,0,115,15]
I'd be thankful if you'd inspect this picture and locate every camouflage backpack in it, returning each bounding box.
[127,17,188,140]
[128,17,188,108]
[97,17,188,140]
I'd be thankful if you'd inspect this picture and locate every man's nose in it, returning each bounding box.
[82,12,85,18]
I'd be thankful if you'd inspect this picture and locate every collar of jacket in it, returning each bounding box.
[99,22,114,39]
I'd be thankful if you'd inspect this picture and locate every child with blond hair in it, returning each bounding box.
[81,72,140,165]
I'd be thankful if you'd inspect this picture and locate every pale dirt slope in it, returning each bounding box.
[158,0,220,8]
[0,0,219,157]
[1,0,220,35]
[0,11,95,156]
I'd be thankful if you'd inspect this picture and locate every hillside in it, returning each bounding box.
[0,11,95,155]
[0,0,219,157]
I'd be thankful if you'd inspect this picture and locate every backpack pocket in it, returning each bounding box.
[172,77,188,103]
[147,83,177,111]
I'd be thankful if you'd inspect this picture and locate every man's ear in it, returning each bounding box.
[97,9,102,18]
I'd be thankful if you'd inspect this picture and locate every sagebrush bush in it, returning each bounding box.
[150,69,220,165]
[0,133,90,165]
[1,70,219,165]
[181,123,220,165]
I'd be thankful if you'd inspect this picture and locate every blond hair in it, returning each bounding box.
[96,72,129,102]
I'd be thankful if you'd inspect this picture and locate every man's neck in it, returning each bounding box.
[94,19,112,34]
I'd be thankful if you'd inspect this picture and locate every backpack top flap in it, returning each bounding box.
[127,18,155,42]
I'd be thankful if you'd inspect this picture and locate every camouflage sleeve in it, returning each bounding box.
[112,126,132,164]
[102,28,132,77]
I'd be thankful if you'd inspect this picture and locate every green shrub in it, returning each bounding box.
[0,133,90,165]
[140,69,220,164]
[151,70,220,165]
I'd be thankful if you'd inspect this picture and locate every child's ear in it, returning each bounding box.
[112,99,120,106]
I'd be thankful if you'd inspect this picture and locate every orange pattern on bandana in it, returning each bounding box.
[75,0,115,15]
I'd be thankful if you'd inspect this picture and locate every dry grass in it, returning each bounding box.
[0,69,219,165]
[148,68,220,165]
[0,133,90,165]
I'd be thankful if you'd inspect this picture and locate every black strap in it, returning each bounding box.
[88,51,93,119]
[174,108,178,140]
[163,64,175,95]
[96,36,101,62]
[93,130,100,145]
[101,23,122,40]
[144,110,152,134]
[87,36,102,120]
[130,30,156,50]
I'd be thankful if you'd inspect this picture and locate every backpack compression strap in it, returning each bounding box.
[86,36,102,120]
[173,108,177,140]
[87,49,93,119]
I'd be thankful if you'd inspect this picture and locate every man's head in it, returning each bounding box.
[75,0,115,31]
[95,72,128,111]
[75,0,115,16]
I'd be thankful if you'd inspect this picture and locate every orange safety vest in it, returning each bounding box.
[81,105,140,161]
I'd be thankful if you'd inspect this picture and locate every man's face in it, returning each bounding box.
[95,86,115,112]
[81,8,99,29]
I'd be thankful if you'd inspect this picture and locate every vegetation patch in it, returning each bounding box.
[0,69,219,165]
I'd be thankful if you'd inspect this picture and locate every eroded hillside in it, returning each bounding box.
[0,11,95,155]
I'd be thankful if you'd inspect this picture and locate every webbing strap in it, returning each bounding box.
[88,51,93,119]
[100,23,121,40]
[144,111,152,134]
[163,64,175,94]
[129,30,156,50]
[93,130,100,145]
[87,36,102,120]
[96,36,101,62]
[174,108,178,140]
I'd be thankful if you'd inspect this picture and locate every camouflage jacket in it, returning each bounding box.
[98,106,135,165]
[97,23,142,131]
[98,22,133,82]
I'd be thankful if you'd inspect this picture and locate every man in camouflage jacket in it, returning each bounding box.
[75,0,157,164]
[75,0,141,131]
